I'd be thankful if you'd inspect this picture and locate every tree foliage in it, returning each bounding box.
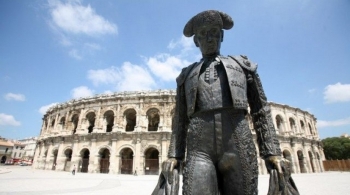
[322,137,350,160]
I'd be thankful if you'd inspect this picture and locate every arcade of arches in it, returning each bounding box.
[33,90,325,175]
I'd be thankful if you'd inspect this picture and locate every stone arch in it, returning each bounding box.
[95,145,112,156]
[124,108,137,132]
[119,147,134,174]
[117,145,136,155]
[52,148,58,170]
[308,123,313,135]
[297,150,306,173]
[103,110,114,132]
[50,118,56,128]
[275,115,284,132]
[70,113,79,134]
[144,147,160,175]
[51,147,59,155]
[98,148,110,174]
[59,116,66,131]
[147,108,160,131]
[79,148,90,173]
[282,149,294,173]
[86,112,96,133]
[300,120,305,134]
[289,117,296,133]
[308,151,315,172]
[63,148,73,172]
[0,156,6,164]
[44,119,48,132]
[44,149,48,157]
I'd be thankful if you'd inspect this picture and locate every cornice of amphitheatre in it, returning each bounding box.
[45,90,177,114]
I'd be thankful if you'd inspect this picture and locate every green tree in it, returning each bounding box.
[322,137,350,160]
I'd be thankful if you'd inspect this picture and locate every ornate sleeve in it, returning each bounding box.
[167,81,189,160]
[246,69,282,158]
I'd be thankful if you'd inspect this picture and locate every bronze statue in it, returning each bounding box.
[153,10,299,195]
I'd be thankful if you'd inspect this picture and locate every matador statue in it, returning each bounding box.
[152,10,299,195]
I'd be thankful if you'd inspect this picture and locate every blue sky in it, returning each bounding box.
[1,0,349,140]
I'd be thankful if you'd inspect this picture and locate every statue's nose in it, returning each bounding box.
[206,32,213,42]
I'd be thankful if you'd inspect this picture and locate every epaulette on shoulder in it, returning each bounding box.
[176,62,197,86]
[229,55,258,72]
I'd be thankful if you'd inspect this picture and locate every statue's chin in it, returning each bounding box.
[203,52,219,58]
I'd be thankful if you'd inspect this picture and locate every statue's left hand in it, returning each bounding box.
[264,156,292,191]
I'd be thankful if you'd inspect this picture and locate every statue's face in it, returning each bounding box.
[194,25,222,57]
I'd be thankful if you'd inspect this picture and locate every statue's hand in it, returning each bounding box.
[162,158,179,185]
[264,156,292,191]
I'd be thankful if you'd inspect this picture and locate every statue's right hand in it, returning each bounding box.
[162,158,178,184]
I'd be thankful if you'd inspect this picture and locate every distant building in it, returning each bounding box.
[33,90,325,175]
[340,133,349,138]
[11,140,25,164]
[0,137,13,164]
[18,137,37,164]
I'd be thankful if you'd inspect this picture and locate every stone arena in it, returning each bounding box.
[33,90,325,175]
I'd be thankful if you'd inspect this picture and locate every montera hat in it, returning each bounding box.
[183,10,234,37]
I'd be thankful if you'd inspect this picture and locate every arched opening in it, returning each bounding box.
[71,114,79,134]
[59,117,66,131]
[99,148,110,174]
[125,109,136,132]
[51,119,55,128]
[104,110,114,132]
[300,120,305,134]
[86,112,96,134]
[1,156,6,164]
[64,149,72,171]
[289,118,296,133]
[52,149,58,170]
[144,148,159,175]
[283,150,294,173]
[308,123,313,135]
[275,115,284,132]
[308,151,315,172]
[147,108,160,132]
[297,150,306,173]
[120,148,133,174]
[80,149,90,173]
[44,119,48,132]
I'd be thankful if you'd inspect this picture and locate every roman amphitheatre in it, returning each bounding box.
[33,90,324,175]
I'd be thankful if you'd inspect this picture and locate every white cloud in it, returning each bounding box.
[87,62,155,91]
[4,93,26,101]
[39,102,59,115]
[49,0,117,36]
[0,113,21,126]
[168,35,194,52]
[71,86,94,99]
[318,117,350,128]
[308,88,316,94]
[103,90,113,95]
[324,83,350,103]
[87,66,121,86]
[145,53,190,81]
[84,43,101,51]
[117,62,156,91]
[68,49,82,60]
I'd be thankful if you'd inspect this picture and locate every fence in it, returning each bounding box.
[323,159,350,171]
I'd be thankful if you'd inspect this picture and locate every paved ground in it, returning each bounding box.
[0,166,349,195]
